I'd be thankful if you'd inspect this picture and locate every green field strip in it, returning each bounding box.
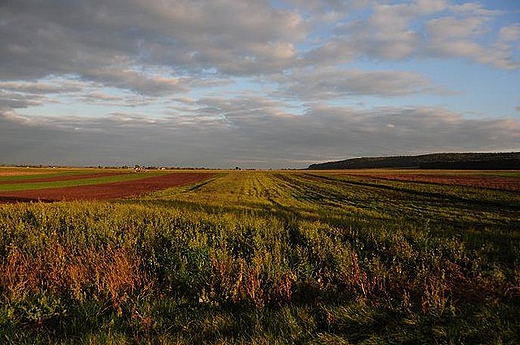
[0,171,168,192]
[0,169,113,182]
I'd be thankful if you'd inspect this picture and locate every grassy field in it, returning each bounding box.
[0,170,519,344]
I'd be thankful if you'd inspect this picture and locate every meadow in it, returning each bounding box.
[0,169,519,344]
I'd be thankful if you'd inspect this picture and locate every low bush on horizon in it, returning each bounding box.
[0,171,519,344]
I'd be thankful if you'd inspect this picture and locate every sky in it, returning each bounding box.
[1,0,519,169]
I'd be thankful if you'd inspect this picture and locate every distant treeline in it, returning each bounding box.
[308,152,520,170]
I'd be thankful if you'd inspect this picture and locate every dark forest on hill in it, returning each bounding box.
[308,152,520,170]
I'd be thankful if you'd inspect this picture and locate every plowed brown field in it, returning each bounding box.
[353,173,520,191]
[0,172,214,203]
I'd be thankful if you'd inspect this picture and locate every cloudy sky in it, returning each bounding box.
[1,0,519,168]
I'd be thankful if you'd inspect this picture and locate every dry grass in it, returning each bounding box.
[1,240,149,314]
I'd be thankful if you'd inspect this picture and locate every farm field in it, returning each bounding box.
[330,169,520,192]
[0,169,519,344]
[0,167,215,202]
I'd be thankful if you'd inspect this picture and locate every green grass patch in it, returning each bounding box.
[0,169,104,182]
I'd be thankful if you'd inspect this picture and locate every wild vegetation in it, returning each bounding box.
[0,170,519,344]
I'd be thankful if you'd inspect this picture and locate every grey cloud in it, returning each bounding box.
[0,0,306,90]
[296,105,520,160]
[81,92,126,104]
[191,99,520,164]
[0,81,64,94]
[282,0,379,14]
[284,68,440,99]
[81,67,190,96]
[0,91,46,109]
[1,101,519,168]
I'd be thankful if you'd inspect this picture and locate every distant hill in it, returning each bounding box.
[307,152,520,170]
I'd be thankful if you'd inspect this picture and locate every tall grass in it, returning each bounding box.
[0,171,519,343]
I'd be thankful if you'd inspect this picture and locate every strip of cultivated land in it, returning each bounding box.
[0,168,216,202]
[0,171,122,184]
[0,167,76,177]
[324,169,520,191]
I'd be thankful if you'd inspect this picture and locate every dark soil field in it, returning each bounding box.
[348,172,520,191]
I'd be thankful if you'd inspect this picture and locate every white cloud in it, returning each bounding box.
[305,0,448,63]
[449,2,502,16]
[424,9,520,69]
[304,0,519,69]
[499,24,520,42]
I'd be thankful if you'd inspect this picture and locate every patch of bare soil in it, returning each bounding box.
[359,173,520,192]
